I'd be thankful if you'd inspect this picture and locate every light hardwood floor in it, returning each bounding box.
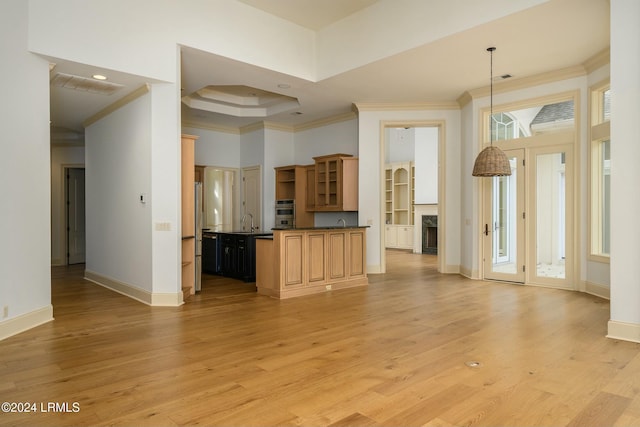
[1,250,639,426]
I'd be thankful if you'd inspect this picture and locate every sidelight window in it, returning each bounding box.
[589,82,611,260]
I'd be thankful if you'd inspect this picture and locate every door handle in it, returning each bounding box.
[484,224,489,236]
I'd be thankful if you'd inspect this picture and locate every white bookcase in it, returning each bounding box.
[385,162,414,249]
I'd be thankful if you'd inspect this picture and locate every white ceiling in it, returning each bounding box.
[236,0,380,30]
[49,0,610,143]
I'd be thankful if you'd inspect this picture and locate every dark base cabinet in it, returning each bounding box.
[202,233,219,274]
[204,232,270,282]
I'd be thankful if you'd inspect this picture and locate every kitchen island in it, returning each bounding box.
[255,226,368,299]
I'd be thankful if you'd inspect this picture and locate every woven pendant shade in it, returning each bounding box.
[472,46,512,177]
[472,145,512,176]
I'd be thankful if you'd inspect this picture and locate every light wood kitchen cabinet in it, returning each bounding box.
[305,164,316,211]
[181,134,198,299]
[313,154,358,211]
[275,165,314,227]
[255,227,368,299]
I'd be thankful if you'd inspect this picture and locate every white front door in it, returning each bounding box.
[482,141,574,289]
[483,149,525,283]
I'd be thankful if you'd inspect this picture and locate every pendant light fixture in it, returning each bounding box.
[472,47,512,177]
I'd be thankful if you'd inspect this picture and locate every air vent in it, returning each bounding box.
[51,72,123,95]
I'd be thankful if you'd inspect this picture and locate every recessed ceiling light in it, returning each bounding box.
[291,111,303,115]
[278,84,291,89]
[92,74,107,80]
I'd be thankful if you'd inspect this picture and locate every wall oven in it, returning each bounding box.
[275,199,295,228]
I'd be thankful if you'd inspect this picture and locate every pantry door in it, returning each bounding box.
[483,149,525,283]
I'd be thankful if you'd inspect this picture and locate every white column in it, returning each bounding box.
[608,0,640,342]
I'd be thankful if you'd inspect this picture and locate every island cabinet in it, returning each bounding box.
[313,154,358,211]
[256,227,368,299]
[217,233,261,282]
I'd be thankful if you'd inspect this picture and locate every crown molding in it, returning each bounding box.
[354,102,459,112]
[293,111,357,132]
[458,65,587,108]
[265,121,296,133]
[181,120,241,134]
[83,84,150,128]
[583,47,610,74]
[183,111,356,135]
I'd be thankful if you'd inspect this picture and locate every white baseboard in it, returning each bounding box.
[584,281,610,300]
[367,264,383,274]
[0,305,53,341]
[459,265,475,279]
[84,270,183,307]
[443,264,460,274]
[607,320,640,343]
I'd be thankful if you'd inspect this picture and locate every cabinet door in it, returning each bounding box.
[348,230,366,278]
[328,232,346,281]
[385,225,397,248]
[315,157,341,210]
[282,233,304,286]
[221,236,236,274]
[307,232,326,284]
[305,165,316,211]
[202,234,218,273]
[397,226,414,249]
[235,236,249,278]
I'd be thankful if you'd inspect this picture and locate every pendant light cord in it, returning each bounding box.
[488,46,495,146]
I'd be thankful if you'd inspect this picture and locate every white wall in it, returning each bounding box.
[0,0,53,338]
[85,94,153,293]
[414,127,439,204]
[188,127,241,167]
[294,119,358,164]
[609,0,640,340]
[386,128,415,162]
[150,82,181,297]
[50,146,85,265]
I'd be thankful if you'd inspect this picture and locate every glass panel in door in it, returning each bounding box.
[483,149,525,283]
[533,150,569,283]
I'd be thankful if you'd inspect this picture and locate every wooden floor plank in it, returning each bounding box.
[1,251,639,426]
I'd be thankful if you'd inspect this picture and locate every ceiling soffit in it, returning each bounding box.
[182,85,300,117]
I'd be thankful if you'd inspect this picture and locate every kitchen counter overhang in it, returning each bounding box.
[256,227,368,299]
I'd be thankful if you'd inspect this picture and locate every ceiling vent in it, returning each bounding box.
[50,72,123,95]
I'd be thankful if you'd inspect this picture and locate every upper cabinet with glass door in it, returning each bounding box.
[313,154,358,212]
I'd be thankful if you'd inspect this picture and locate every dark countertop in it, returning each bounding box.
[272,226,369,231]
[202,229,273,237]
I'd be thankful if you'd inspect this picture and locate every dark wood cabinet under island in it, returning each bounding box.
[202,231,272,282]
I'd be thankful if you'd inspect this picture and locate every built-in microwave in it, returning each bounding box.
[275,199,295,228]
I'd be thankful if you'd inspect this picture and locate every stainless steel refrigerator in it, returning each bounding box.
[195,181,203,292]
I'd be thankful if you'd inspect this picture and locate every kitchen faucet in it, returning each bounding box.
[337,218,346,227]
[242,213,255,232]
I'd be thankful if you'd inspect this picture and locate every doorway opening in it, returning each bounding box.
[381,122,444,273]
[65,167,86,265]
